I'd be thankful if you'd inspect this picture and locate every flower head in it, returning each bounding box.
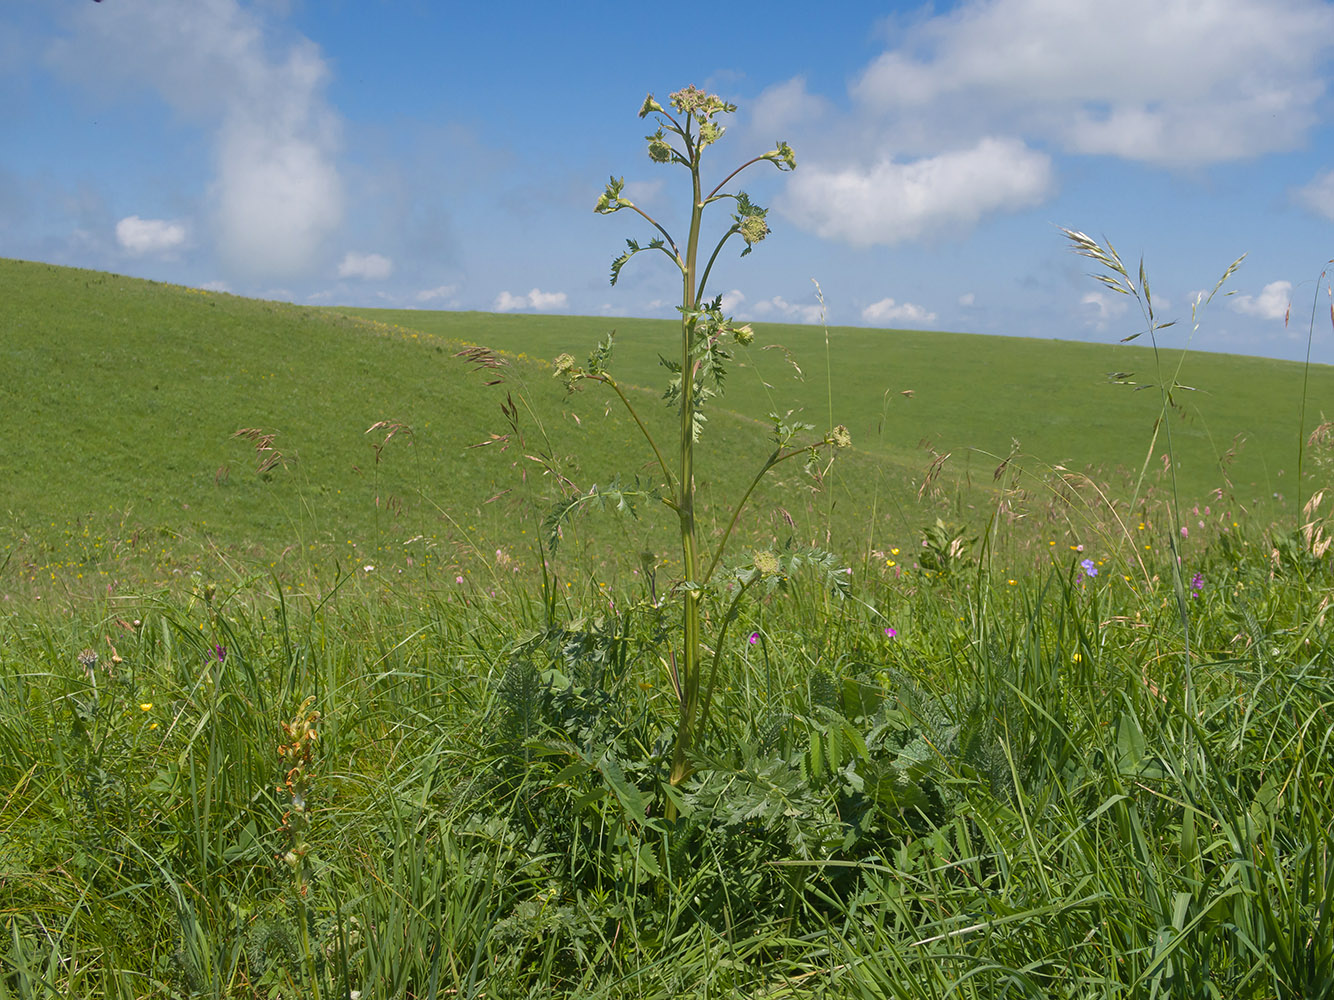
[738,213,769,246]
[748,632,760,645]
[646,129,673,164]
[763,141,797,171]
[884,627,898,638]
[638,93,664,119]
[1080,558,1097,577]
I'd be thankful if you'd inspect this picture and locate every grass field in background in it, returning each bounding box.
[349,302,1332,514]
[0,260,907,599]
[5,258,1330,602]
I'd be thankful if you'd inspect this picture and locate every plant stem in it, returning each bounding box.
[671,122,705,789]
[701,445,812,588]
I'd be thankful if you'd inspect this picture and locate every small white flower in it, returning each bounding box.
[363,564,375,572]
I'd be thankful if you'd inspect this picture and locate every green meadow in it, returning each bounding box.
[2,257,1333,998]
[5,257,1330,600]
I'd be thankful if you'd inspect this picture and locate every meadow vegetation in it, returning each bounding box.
[2,89,1334,999]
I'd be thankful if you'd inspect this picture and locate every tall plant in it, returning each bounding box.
[552,87,848,790]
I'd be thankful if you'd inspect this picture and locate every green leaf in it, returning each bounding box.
[599,753,647,825]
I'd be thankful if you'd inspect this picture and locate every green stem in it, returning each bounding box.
[700,445,812,588]
[696,575,757,738]
[695,226,739,305]
[670,120,705,789]
[623,204,682,265]
[706,156,769,201]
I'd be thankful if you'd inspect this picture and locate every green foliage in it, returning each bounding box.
[2,517,1334,995]
[919,517,977,576]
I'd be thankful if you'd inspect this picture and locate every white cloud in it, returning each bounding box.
[720,289,746,312]
[415,284,457,303]
[780,137,1052,247]
[1294,169,1334,221]
[49,1,345,278]
[115,215,187,255]
[199,280,231,293]
[862,297,937,325]
[1230,280,1292,321]
[747,76,832,141]
[752,295,824,325]
[529,289,568,310]
[851,0,1334,166]
[1081,290,1130,329]
[958,292,976,307]
[337,251,393,280]
[494,288,568,312]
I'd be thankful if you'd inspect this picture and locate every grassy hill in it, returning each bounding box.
[0,260,906,597]
[349,306,1332,514]
[3,257,1329,597]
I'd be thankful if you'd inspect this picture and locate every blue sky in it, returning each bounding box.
[5,0,1334,362]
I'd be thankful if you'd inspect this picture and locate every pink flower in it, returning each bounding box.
[748,632,759,645]
[884,627,897,638]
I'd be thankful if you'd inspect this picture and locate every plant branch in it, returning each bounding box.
[696,226,740,305]
[696,576,757,737]
[624,204,681,262]
[581,373,676,492]
[701,444,816,587]
[706,156,768,201]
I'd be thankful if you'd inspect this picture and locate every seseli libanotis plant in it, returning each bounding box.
[551,86,850,791]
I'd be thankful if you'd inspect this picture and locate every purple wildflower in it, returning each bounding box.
[1080,558,1097,577]
[748,632,759,645]
[884,627,898,638]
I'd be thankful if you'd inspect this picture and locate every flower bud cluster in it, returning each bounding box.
[594,176,628,214]
[739,214,769,246]
[764,141,797,172]
[276,696,320,872]
[647,130,673,164]
[669,85,736,120]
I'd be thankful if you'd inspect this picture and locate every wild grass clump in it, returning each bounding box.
[1,511,1331,997]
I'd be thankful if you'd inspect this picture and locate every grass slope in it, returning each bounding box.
[0,260,901,596]
[4,257,1329,598]
[350,305,1334,516]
